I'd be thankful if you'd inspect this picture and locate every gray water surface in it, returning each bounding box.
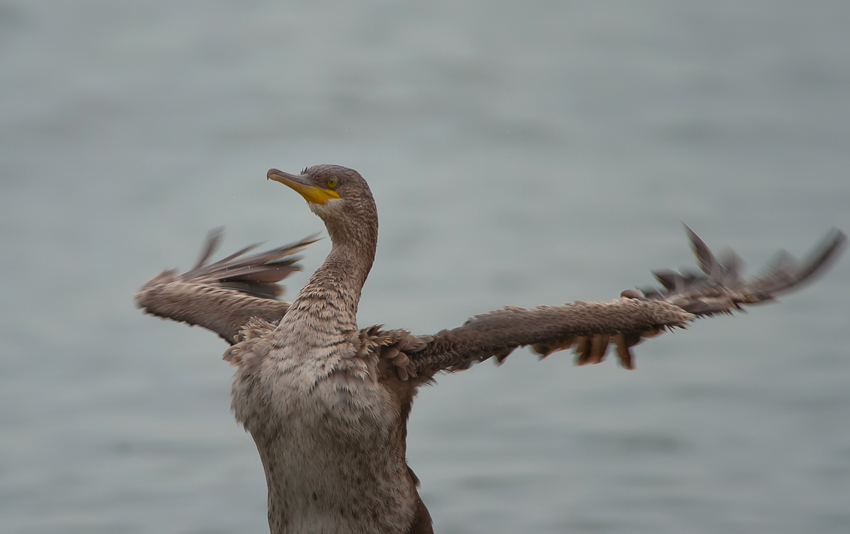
[2,1,849,533]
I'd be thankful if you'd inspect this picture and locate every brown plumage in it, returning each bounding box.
[136,164,845,534]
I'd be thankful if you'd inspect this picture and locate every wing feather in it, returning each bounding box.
[136,230,319,344]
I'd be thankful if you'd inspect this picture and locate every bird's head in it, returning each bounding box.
[267,164,378,250]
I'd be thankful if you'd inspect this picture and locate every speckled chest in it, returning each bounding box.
[228,333,416,533]
[231,330,398,444]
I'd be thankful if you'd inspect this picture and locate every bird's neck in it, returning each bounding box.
[285,235,376,335]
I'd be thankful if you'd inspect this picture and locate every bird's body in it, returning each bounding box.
[226,166,431,532]
[233,333,420,533]
[136,164,845,534]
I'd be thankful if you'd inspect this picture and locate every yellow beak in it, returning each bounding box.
[267,168,340,205]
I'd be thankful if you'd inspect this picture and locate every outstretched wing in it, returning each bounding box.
[135,229,319,344]
[400,228,845,381]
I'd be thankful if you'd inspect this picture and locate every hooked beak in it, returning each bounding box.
[267,168,340,205]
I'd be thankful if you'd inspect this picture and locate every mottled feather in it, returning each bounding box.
[135,230,318,344]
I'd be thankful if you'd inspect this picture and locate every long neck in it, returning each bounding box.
[283,216,378,336]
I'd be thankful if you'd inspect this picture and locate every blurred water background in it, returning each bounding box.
[2,1,849,533]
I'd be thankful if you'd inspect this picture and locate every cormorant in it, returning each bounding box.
[136,164,845,534]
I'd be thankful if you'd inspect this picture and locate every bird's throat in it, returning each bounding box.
[282,241,375,336]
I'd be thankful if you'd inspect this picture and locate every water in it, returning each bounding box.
[2,1,849,532]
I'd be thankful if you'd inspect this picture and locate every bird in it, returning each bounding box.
[136,164,845,534]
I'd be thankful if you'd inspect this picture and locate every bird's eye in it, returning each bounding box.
[327,178,338,188]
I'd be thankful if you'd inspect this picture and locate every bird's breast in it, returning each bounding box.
[228,335,417,533]
[231,331,398,439]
